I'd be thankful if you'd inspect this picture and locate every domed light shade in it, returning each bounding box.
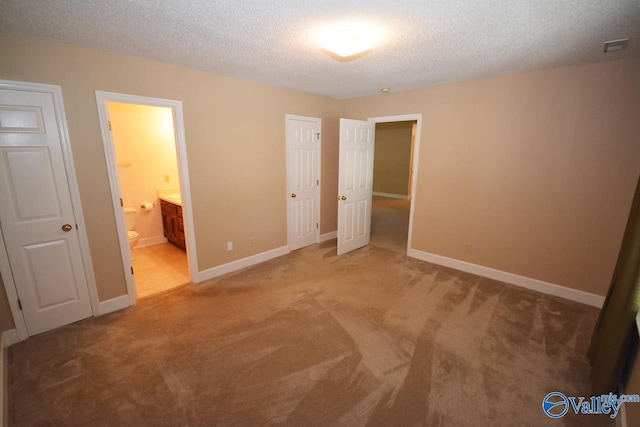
[316,22,382,61]
[324,28,371,57]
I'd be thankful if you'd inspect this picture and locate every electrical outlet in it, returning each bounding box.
[227,241,233,251]
[418,181,424,190]
[464,243,472,253]
[250,237,255,247]
[163,174,170,183]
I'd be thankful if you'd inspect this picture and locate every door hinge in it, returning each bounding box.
[317,179,319,186]
[76,224,78,230]
[108,121,112,131]
[17,299,22,311]
[120,198,123,207]
[316,223,319,229]
[316,132,320,140]
[131,267,134,275]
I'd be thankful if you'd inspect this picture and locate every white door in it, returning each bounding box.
[286,115,321,251]
[0,86,93,335]
[337,119,375,255]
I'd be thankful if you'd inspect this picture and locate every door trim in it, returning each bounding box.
[0,80,99,341]
[368,114,423,255]
[285,114,321,250]
[95,91,196,306]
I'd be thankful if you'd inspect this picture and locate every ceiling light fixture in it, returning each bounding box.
[316,22,382,61]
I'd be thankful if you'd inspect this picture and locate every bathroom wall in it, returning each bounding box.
[108,102,179,246]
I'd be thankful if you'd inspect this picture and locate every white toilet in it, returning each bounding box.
[124,207,139,250]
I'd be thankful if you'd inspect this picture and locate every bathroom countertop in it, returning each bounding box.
[157,189,182,206]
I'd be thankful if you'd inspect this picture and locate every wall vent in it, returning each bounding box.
[603,39,629,53]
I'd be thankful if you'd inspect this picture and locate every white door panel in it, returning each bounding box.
[287,116,320,251]
[5,149,61,219]
[337,119,375,255]
[0,87,92,335]
[23,240,78,306]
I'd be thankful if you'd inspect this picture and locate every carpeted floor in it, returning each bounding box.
[370,196,410,254]
[7,198,610,426]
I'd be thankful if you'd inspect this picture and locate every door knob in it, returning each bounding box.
[62,224,73,232]
[291,193,297,198]
[341,196,347,200]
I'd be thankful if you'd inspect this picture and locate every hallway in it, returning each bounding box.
[370,196,410,254]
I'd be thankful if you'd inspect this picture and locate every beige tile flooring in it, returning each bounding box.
[132,242,190,298]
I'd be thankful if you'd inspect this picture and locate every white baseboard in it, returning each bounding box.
[408,249,605,308]
[0,330,18,348]
[193,246,290,283]
[97,294,131,315]
[320,231,337,242]
[373,192,409,200]
[136,236,168,248]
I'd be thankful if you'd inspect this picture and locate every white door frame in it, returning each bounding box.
[0,80,99,341]
[95,91,196,306]
[368,114,423,254]
[285,114,321,250]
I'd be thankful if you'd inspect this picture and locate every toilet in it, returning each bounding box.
[124,207,139,250]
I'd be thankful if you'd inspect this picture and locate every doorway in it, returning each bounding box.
[336,114,422,256]
[95,92,196,305]
[371,121,417,254]
[369,114,421,255]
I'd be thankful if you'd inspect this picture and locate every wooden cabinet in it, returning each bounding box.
[160,200,186,250]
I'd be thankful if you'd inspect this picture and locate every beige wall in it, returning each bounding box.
[109,102,178,245]
[373,121,414,197]
[1,32,639,334]
[0,33,339,316]
[341,59,640,296]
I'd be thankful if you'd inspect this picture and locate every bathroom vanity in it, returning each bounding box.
[159,195,185,251]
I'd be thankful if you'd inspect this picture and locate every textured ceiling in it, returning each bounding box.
[1,0,639,99]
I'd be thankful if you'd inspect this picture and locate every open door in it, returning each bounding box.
[588,174,640,394]
[337,118,375,255]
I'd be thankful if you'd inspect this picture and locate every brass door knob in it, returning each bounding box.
[62,224,73,232]
[341,196,347,200]
[291,193,297,198]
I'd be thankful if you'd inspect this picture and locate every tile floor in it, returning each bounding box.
[132,242,190,298]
